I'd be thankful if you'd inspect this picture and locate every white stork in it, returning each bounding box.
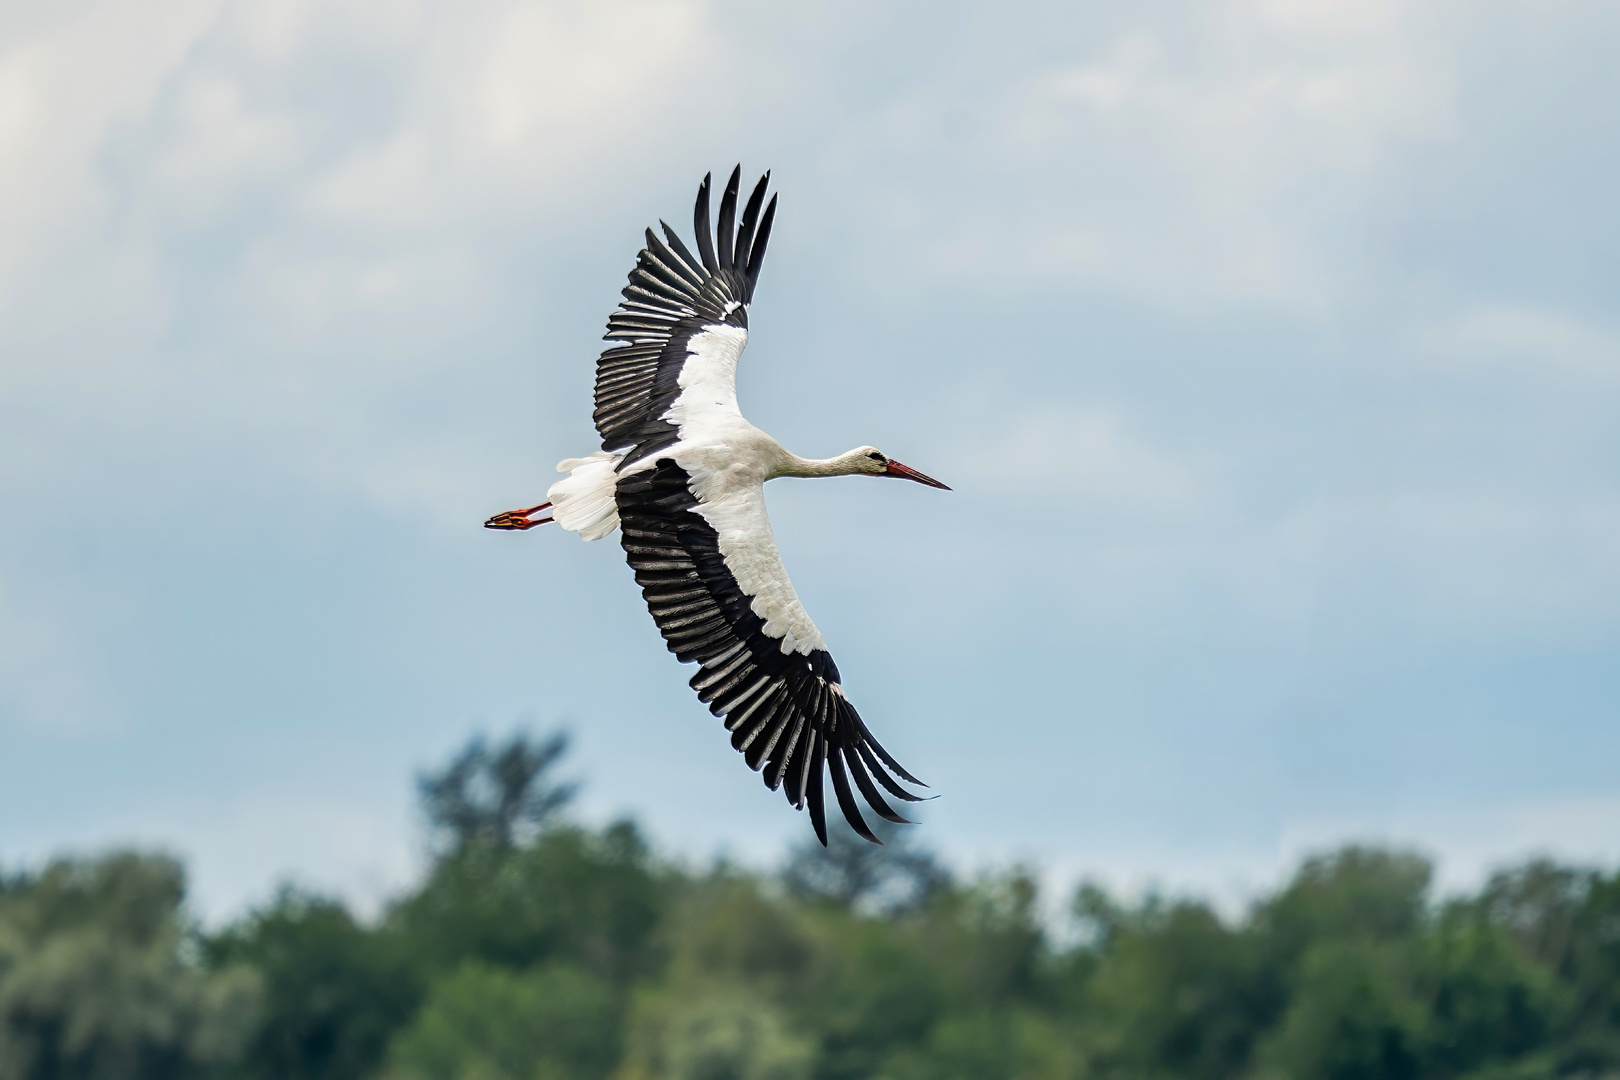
[486,167,948,845]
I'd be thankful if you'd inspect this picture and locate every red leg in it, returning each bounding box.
[484,501,554,530]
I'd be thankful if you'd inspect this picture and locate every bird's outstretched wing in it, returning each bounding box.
[594,166,775,468]
[616,459,927,845]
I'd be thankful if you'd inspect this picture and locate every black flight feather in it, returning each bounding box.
[844,742,910,824]
[693,173,717,273]
[745,195,777,302]
[716,165,740,271]
[806,735,828,844]
[658,222,705,284]
[640,231,702,293]
[855,740,927,803]
[828,745,877,843]
[857,716,928,788]
[733,171,769,276]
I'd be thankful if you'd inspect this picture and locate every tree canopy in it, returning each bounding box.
[4,731,1619,1080]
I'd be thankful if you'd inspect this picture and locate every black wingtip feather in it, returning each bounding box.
[733,172,770,277]
[807,735,828,846]
[716,165,741,271]
[855,740,927,803]
[746,194,777,302]
[693,173,717,273]
[843,743,911,825]
[857,720,927,788]
[828,745,878,843]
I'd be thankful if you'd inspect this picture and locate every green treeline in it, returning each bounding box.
[3,732,1619,1080]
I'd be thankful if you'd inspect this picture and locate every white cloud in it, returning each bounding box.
[1323,488,1620,632]
[961,405,1210,514]
[153,72,303,210]
[909,401,1322,636]
[830,0,1458,311]
[0,0,222,296]
[475,0,709,153]
[1416,304,1620,381]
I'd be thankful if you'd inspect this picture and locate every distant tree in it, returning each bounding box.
[184,758,1620,1080]
[389,821,664,988]
[1254,936,1427,1080]
[634,993,813,1080]
[780,820,951,913]
[0,852,261,1080]
[617,874,818,1080]
[1421,897,1568,1076]
[1475,859,1593,970]
[1256,846,1433,956]
[1481,863,1620,1076]
[417,729,577,852]
[207,889,419,1080]
[1069,889,1268,1080]
[383,961,618,1080]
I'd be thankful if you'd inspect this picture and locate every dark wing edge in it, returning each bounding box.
[592,167,780,463]
[617,459,927,846]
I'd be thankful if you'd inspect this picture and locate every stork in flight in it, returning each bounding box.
[485,168,948,845]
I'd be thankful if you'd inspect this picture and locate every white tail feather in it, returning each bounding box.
[547,452,624,540]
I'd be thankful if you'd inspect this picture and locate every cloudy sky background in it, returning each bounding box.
[2,0,1617,920]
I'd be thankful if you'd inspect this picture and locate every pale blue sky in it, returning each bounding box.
[2,0,1617,919]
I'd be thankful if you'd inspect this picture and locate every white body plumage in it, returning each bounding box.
[548,323,828,656]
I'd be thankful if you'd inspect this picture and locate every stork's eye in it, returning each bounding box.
[867,452,886,463]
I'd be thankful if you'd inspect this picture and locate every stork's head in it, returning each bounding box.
[847,446,951,489]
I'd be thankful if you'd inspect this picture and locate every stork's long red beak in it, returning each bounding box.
[884,460,951,490]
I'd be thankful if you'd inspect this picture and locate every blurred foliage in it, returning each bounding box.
[781,821,951,914]
[206,890,416,1080]
[383,961,617,1080]
[418,733,578,853]
[9,730,1620,1080]
[0,853,260,1080]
